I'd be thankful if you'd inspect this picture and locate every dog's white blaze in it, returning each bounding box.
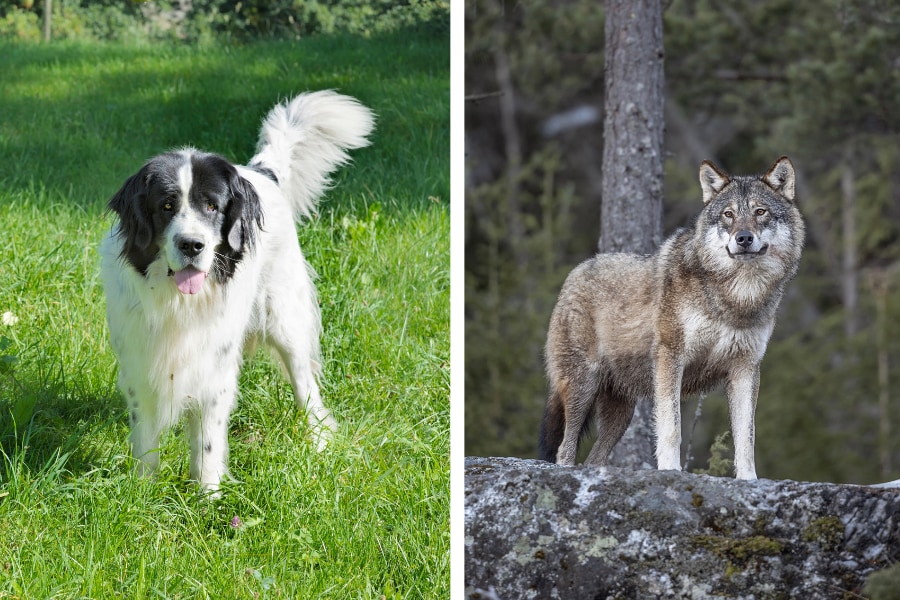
[177,160,193,201]
[162,162,217,276]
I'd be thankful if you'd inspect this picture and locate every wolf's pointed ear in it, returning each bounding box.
[763,156,795,201]
[699,160,730,204]
[224,169,263,253]
[108,164,153,250]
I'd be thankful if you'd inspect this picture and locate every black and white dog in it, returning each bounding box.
[100,91,374,494]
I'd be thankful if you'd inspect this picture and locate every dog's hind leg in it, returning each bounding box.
[584,393,637,466]
[281,356,335,452]
[264,261,336,451]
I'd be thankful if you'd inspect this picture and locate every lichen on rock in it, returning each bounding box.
[465,457,900,599]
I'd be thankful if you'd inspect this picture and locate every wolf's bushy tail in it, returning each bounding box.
[538,390,566,462]
[250,91,375,221]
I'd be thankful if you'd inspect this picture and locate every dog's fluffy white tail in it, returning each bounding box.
[250,91,375,220]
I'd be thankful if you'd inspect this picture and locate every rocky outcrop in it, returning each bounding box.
[464,457,900,599]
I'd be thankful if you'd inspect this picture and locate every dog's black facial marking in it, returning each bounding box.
[108,163,156,275]
[184,153,231,239]
[109,153,190,275]
[196,155,263,279]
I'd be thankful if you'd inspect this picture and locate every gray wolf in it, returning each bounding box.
[100,91,374,494]
[539,157,803,480]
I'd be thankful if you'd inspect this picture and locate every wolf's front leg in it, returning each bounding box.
[654,345,684,472]
[726,365,761,480]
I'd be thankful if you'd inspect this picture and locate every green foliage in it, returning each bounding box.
[0,0,449,42]
[864,563,900,600]
[466,0,604,110]
[0,6,40,41]
[801,516,845,550]
[464,0,607,458]
[0,31,448,597]
[694,431,734,478]
[693,534,784,564]
[464,147,577,457]
[189,0,449,39]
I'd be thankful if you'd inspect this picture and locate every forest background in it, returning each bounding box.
[465,0,900,484]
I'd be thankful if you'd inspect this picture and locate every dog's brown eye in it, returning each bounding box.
[755,208,767,216]
[723,210,734,219]
[207,202,217,212]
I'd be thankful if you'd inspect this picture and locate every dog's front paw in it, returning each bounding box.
[199,481,222,500]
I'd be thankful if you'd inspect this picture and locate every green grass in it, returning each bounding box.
[0,30,449,599]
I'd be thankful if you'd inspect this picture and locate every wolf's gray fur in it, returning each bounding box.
[539,157,804,480]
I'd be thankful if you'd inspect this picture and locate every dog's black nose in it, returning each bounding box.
[176,236,205,257]
[735,230,754,249]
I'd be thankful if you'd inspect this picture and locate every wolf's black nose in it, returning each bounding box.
[176,235,205,257]
[735,230,754,249]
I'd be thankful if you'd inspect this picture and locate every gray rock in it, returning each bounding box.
[465,457,900,599]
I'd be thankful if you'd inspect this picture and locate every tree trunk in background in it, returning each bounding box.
[599,0,664,255]
[873,272,892,479]
[841,159,858,338]
[43,0,52,42]
[592,0,665,469]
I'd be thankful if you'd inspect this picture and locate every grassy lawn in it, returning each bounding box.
[0,30,449,599]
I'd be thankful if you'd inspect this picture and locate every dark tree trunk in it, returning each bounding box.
[599,0,664,255]
[592,0,665,469]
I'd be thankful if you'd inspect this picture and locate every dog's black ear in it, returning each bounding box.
[223,167,263,253]
[108,164,154,251]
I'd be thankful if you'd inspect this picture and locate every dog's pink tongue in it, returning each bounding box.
[174,267,207,295]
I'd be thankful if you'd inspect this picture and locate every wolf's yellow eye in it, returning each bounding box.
[207,202,217,212]
[163,202,173,212]
[755,208,767,216]
[723,210,734,219]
